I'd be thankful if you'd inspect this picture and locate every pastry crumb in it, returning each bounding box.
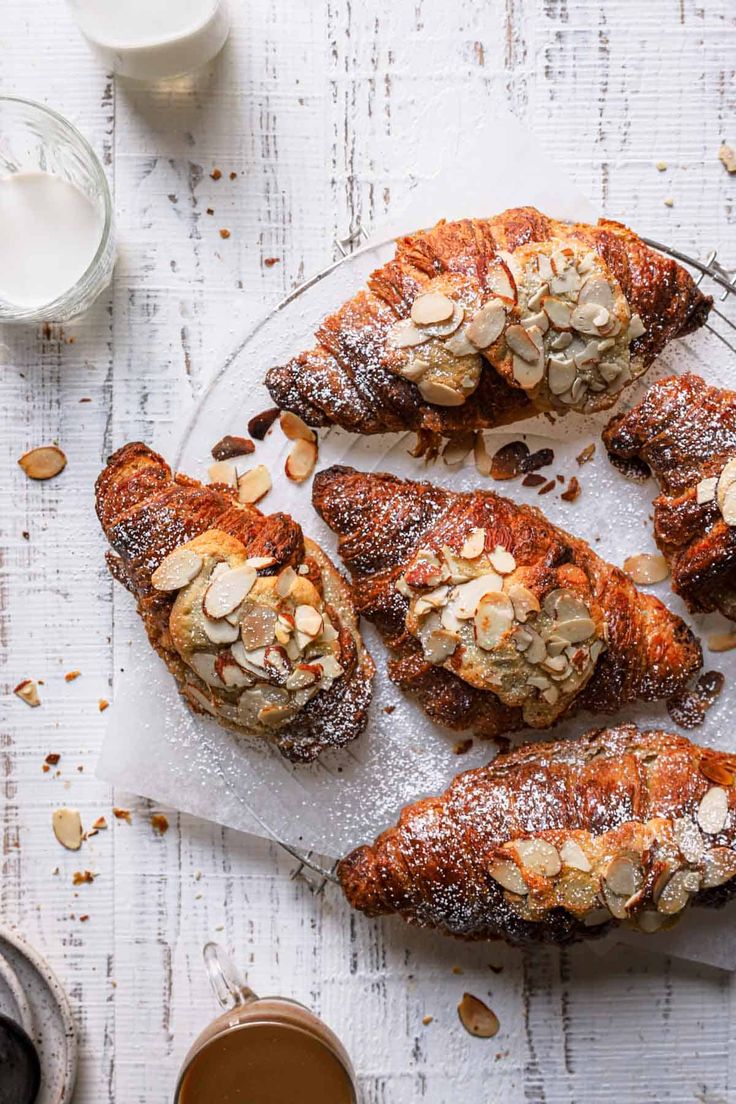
[65,670,81,682]
[210,168,222,180]
[113,807,132,824]
[98,699,109,712]
[219,228,231,239]
[151,813,169,835]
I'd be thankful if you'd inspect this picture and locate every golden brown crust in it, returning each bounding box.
[338,724,736,944]
[603,373,736,619]
[312,465,702,738]
[95,443,374,762]
[267,209,710,436]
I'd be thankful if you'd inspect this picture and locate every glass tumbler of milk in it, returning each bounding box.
[0,97,115,324]
[67,0,230,82]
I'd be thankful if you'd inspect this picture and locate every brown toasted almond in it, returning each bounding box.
[14,678,40,707]
[211,435,255,461]
[52,807,83,851]
[700,758,735,787]
[538,479,556,495]
[457,993,500,1038]
[285,438,318,483]
[238,464,272,504]
[708,631,736,653]
[522,473,546,488]
[18,445,67,480]
[519,448,553,474]
[576,443,596,465]
[280,411,316,443]
[561,476,581,503]
[248,407,280,440]
[491,441,529,480]
[623,553,669,585]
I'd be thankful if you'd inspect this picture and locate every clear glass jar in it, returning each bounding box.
[0,96,115,323]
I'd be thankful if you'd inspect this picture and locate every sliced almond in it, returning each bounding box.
[285,663,320,691]
[656,869,700,915]
[461,528,486,560]
[506,324,539,364]
[696,476,718,505]
[457,993,500,1039]
[466,299,506,349]
[697,786,729,834]
[487,263,516,302]
[422,628,460,664]
[452,573,502,619]
[411,291,455,326]
[672,817,705,863]
[559,839,591,872]
[238,465,272,505]
[240,605,277,650]
[203,566,256,618]
[203,613,240,644]
[280,410,316,443]
[623,553,669,585]
[512,839,561,877]
[14,679,40,707]
[702,847,736,889]
[418,379,465,407]
[717,458,736,525]
[151,548,203,591]
[707,631,736,653]
[189,652,225,688]
[507,583,540,623]
[542,296,572,330]
[276,565,297,597]
[443,433,476,467]
[512,353,544,389]
[52,807,83,851]
[604,853,642,899]
[208,460,239,486]
[474,591,514,650]
[18,445,67,481]
[525,630,547,665]
[547,355,576,396]
[285,438,318,484]
[554,617,596,644]
[489,858,528,895]
[294,604,323,639]
[444,327,477,357]
[488,546,516,575]
[474,433,494,477]
[388,318,428,348]
[245,556,278,570]
[627,313,646,340]
[578,275,614,311]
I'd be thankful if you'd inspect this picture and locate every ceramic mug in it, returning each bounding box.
[174,943,358,1103]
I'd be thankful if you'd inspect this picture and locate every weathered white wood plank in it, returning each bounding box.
[0,0,734,1101]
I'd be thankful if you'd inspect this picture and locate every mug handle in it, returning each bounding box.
[203,942,258,1010]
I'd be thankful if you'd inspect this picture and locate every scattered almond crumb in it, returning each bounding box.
[14,679,40,707]
[206,207,214,215]
[45,753,60,766]
[719,143,736,174]
[151,813,169,835]
[65,670,81,682]
[623,552,670,585]
[561,476,581,503]
[113,807,132,824]
[383,704,396,715]
[663,197,674,207]
[92,816,108,830]
[72,870,96,885]
[453,739,473,756]
[576,443,596,466]
[264,257,280,267]
[457,993,500,1038]
[53,807,83,850]
[79,915,89,922]
[452,965,464,975]
[707,631,736,653]
[210,168,222,180]
[219,228,231,239]
[42,764,50,774]
[98,699,109,712]
[538,479,556,495]
[656,161,668,172]
[229,171,237,180]
[422,1015,433,1026]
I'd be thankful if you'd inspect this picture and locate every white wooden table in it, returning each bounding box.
[2,2,735,1100]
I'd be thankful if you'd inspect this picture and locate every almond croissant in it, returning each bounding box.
[604,373,736,620]
[95,443,374,762]
[312,466,701,740]
[267,208,711,437]
[338,724,736,944]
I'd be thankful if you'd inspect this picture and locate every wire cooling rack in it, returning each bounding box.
[213,227,735,894]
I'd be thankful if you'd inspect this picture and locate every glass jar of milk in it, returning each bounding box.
[67,0,230,81]
[0,97,115,323]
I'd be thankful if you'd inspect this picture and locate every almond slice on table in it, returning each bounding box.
[238,464,272,504]
[280,411,316,443]
[203,565,257,618]
[708,631,736,653]
[211,434,255,461]
[457,993,500,1039]
[52,807,83,851]
[285,438,318,483]
[18,445,67,480]
[623,553,669,585]
[151,548,203,591]
[208,460,239,486]
[14,679,40,707]
[474,433,494,477]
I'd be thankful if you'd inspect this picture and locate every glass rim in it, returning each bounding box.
[0,94,113,318]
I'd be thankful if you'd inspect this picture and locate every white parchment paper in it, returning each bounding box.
[98,108,736,968]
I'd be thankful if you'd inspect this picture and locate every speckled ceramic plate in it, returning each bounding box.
[0,925,77,1104]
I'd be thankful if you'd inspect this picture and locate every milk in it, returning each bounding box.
[0,172,103,309]
[68,0,230,80]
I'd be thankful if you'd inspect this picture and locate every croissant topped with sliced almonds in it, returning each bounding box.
[95,443,374,762]
[604,373,736,620]
[338,724,736,944]
[266,208,711,437]
[312,466,702,741]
